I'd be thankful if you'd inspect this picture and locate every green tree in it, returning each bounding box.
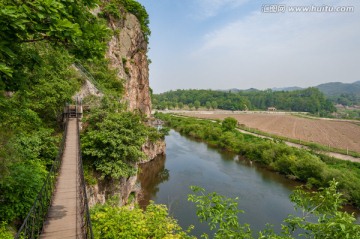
[188,180,360,239]
[82,107,160,179]
[222,117,238,131]
[0,0,108,90]
[188,103,194,110]
[194,100,201,110]
[212,101,218,109]
[178,102,184,109]
[91,202,194,239]
[206,101,212,110]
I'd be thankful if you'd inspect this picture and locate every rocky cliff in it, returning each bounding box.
[87,10,165,206]
[106,13,152,116]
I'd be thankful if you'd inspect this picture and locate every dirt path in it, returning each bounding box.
[235,127,360,163]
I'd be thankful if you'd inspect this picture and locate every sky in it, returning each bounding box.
[136,0,360,93]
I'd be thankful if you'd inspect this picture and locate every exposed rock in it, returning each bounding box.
[86,11,165,207]
[75,79,104,99]
[88,175,140,207]
[106,13,152,116]
[141,139,166,163]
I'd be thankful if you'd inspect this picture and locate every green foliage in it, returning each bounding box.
[0,161,47,222]
[0,222,13,239]
[205,101,212,110]
[82,100,162,179]
[0,0,108,90]
[81,59,124,97]
[91,202,194,239]
[153,88,336,114]
[156,113,360,207]
[119,0,151,41]
[283,180,360,238]
[221,117,237,132]
[194,100,201,110]
[100,0,150,42]
[102,2,123,19]
[188,186,252,239]
[189,181,360,239]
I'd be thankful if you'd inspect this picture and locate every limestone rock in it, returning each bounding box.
[106,13,151,116]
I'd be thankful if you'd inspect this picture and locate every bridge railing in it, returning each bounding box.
[15,119,68,239]
[76,100,94,239]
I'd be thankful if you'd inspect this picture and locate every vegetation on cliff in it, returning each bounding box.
[100,0,150,41]
[81,98,163,180]
[0,0,154,236]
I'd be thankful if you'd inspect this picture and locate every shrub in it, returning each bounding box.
[222,117,237,131]
[91,203,194,239]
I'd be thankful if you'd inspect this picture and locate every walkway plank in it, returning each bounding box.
[41,118,80,239]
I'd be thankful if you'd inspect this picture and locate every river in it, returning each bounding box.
[138,130,360,237]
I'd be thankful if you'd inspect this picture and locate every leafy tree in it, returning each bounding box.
[91,202,195,239]
[188,103,194,110]
[0,0,108,90]
[222,117,238,131]
[194,100,201,110]
[152,88,336,114]
[206,101,212,110]
[178,102,184,109]
[0,161,47,222]
[188,186,252,239]
[211,101,218,109]
[82,100,163,179]
[82,110,147,179]
[188,181,360,239]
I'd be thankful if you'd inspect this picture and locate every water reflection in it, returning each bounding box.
[138,155,169,208]
[138,130,360,237]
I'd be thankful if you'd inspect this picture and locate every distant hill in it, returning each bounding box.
[315,81,360,97]
[272,86,303,92]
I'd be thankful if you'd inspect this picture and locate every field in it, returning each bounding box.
[181,111,360,153]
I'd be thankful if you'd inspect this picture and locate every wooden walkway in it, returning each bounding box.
[41,118,80,239]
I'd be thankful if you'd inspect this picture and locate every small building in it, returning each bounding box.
[267,107,277,111]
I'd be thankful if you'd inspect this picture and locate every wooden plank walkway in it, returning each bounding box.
[41,118,80,239]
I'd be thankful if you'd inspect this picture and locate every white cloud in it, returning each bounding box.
[190,0,360,89]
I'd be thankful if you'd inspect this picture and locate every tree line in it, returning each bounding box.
[153,88,336,115]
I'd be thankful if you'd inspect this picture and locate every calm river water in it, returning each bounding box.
[138,130,360,237]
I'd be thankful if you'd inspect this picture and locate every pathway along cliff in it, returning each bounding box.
[138,130,360,238]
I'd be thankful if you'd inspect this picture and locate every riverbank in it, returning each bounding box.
[155,113,360,209]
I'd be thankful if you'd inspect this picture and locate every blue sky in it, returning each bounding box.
[137,0,360,93]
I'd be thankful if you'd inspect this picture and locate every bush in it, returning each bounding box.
[0,161,46,222]
[0,222,12,239]
[222,117,237,131]
[91,203,194,239]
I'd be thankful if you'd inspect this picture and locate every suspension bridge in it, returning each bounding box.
[15,100,93,239]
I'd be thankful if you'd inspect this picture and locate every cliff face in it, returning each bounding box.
[87,12,165,207]
[106,13,152,116]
